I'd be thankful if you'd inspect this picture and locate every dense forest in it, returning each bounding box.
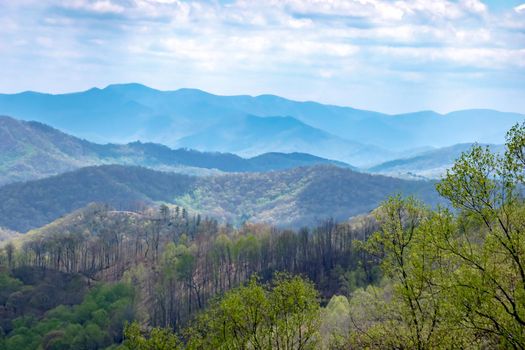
[1,122,525,349]
[0,203,380,349]
[0,163,440,232]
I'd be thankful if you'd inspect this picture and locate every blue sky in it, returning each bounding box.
[0,0,524,114]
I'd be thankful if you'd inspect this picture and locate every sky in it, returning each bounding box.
[0,0,524,114]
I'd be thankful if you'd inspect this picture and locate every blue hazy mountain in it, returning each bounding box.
[0,83,522,166]
[0,115,351,186]
[368,143,506,179]
[176,114,390,166]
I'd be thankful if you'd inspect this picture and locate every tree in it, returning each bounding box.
[345,123,525,349]
[320,295,350,349]
[362,196,452,349]
[186,274,320,350]
[5,243,15,269]
[269,273,320,350]
[434,135,525,347]
[123,322,182,350]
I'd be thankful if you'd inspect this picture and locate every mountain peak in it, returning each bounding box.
[173,87,216,97]
[103,82,158,93]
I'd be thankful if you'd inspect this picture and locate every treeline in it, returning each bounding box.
[5,204,215,281]
[0,201,380,334]
[135,216,379,330]
[126,274,322,350]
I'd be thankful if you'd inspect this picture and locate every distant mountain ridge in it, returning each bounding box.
[0,116,351,186]
[177,114,389,165]
[0,83,522,167]
[0,164,442,232]
[369,143,506,179]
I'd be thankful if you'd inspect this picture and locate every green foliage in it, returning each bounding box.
[11,122,525,349]
[320,295,351,349]
[0,267,87,337]
[185,274,321,350]
[123,322,182,350]
[0,280,135,350]
[0,271,22,304]
[345,122,525,349]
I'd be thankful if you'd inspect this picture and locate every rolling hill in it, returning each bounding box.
[0,164,442,232]
[1,83,522,166]
[0,116,351,186]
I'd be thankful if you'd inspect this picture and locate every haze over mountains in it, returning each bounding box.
[1,83,522,167]
[0,116,349,186]
[0,83,521,233]
[0,114,509,185]
[369,143,506,179]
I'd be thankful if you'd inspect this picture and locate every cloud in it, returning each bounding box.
[0,0,524,114]
[64,0,126,14]
[515,3,525,13]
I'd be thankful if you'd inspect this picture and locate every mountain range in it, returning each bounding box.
[1,83,522,167]
[0,83,520,233]
[0,164,442,232]
[0,115,512,185]
[0,116,350,186]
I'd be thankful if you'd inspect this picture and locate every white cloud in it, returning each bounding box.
[0,0,524,113]
[66,0,126,14]
[515,3,525,13]
[36,1,525,78]
[460,0,487,15]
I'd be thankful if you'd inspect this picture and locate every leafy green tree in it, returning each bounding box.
[186,276,270,350]
[320,295,350,349]
[345,123,525,349]
[1,282,134,350]
[122,322,182,350]
[186,274,320,350]
[269,273,320,350]
[363,196,444,348]
[435,135,525,347]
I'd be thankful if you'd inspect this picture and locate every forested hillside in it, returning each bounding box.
[0,164,440,232]
[0,166,195,231]
[0,200,380,349]
[177,165,441,227]
[0,116,350,185]
[2,122,525,349]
